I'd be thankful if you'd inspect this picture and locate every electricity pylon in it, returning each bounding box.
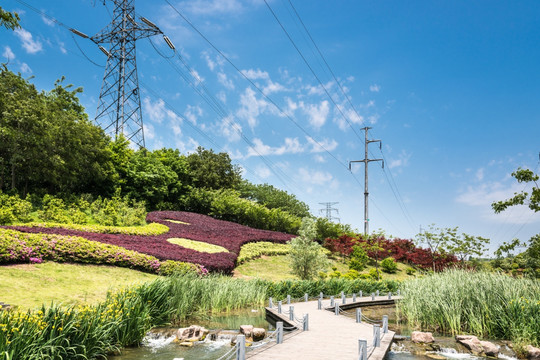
[319,202,340,222]
[72,0,174,148]
[349,127,383,235]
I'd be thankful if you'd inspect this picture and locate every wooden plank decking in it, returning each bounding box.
[248,296,399,360]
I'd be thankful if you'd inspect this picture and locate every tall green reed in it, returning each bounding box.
[398,269,540,346]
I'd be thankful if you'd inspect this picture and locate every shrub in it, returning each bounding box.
[237,242,290,264]
[369,268,381,280]
[381,257,398,273]
[406,267,416,275]
[167,238,229,254]
[349,245,369,271]
[0,193,33,225]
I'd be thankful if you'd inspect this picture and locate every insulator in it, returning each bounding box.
[163,35,175,50]
[140,17,158,28]
[98,46,111,57]
[70,28,89,39]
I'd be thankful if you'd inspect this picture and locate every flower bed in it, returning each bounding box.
[0,229,201,275]
[13,222,169,236]
[2,211,295,273]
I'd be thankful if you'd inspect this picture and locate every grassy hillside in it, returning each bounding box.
[0,262,157,309]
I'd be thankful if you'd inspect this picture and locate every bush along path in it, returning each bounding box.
[2,211,295,273]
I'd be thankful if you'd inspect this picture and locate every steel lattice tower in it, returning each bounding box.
[91,0,162,148]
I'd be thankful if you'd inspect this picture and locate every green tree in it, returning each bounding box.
[238,181,310,218]
[0,7,20,31]
[416,224,457,272]
[288,218,329,280]
[492,168,540,277]
[445,233,489,262]
[186,146,242,190]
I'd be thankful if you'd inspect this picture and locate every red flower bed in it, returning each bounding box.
[3,211,295,273]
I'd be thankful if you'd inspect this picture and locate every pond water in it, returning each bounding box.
[111,308,269,360]
[110,305,519,360]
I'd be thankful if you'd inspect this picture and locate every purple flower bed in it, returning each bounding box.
[3,211,295,273]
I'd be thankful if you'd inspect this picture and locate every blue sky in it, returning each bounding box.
[2,0,540,254]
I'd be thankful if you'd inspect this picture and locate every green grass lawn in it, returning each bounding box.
[234,255,414,282]
[0,262,157,310]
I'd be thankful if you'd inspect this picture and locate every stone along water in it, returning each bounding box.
[109,308,269,360]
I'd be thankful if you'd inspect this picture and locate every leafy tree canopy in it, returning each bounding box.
[0,7,20,31]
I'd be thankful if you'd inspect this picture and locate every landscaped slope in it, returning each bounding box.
[3,211,295,273]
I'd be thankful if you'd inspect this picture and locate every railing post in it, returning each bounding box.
[236,335,246,360]
[318,298,322,310]
[376,290,379,296]
[269,297,273,308]
[330,296,334,307]
[358,339,368,360]
[287,295,291,304]
[278,301,282,314]
[356,308,362,323]
[303,313,309,331]
[289,306,294,321]
[373,325,381,347]
[359,290,363,298]
[371,293,375,301]
[388,292,392,300]
[304,293,308,302]
[342,293,346,304]
[335,304,339,315]
[353,293,357,302]
[397,289,400,296]
[383,315,388,333]
[276,322,283,344]
[319,292,323,300]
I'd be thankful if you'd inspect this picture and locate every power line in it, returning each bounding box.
[163,0,349,171]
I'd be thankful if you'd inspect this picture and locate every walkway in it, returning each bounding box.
[248,295,399,360]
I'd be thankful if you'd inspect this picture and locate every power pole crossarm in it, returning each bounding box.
[349,127,384,236]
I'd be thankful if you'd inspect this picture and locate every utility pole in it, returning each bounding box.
[71,0,175,148]
[319,202,340,222]
[349,127,383,236]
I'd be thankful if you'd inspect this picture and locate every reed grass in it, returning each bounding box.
[398,269,540,346]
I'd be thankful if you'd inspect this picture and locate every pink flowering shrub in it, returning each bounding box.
[3,211,295,273]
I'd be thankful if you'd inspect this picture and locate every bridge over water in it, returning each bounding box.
[247,295,400,360]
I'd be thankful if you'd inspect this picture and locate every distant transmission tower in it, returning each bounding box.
[319,202,340,222]
[72,0,175,148]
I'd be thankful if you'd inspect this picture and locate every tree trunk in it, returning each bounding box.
[11,162,16,191]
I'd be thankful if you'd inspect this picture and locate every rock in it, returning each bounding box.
[240,325,254,338]
[176,325,209,342]
[526,345,540,360]
[456,335,483,354]
[179,341,194,347]
[252,328,266,342]
[411,331,435,343]
[480,341,500,357]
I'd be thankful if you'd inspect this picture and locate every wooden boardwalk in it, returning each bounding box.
[248,296,399,360]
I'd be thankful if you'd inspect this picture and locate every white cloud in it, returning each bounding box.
[388,150,411,169]
[456,180,540,224]
[14,28,43,54]
[20,62,32,74]
[241,68,269,80]
[476,168,484,181]
[41,14,55,26]
[306,136,338,153]
[176,137,199,154]
[247,137,304,157]
[143,98,166,123]
[314,154,326,163]
[255,166,271,179]
[184,105,203,124]
[218,72,234,90]
[179,0,246,15]
[237,87,268,129]
[263,80,286,95]
[370,84,381,92]
[145,123,156,140]
[58,41,67,54]
[298,168,335,186]
[302,100,330,128]
[218,116,241,142]
[2,46,15,61]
